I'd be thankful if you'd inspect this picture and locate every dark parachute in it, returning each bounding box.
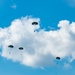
[56,57,60,60]
[19,47,23,50]
[19,47,23,56]
[8,45,14,54]
[32,22,38,25]
[8,45,14,48]
[56,57,60,65]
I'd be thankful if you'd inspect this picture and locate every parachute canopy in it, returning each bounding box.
[19,47,23,50]
[32,22,38,25]
[8,45,14,48]
[56,57,60,60]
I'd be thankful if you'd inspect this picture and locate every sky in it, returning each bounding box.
[1,0,75,75]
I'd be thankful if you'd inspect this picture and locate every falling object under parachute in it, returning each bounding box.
[8,45,14,54]
[56,57,60,64]
[19,47,23,56]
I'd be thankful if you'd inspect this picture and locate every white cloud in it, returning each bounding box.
[0,16,75,68]
[64,63,71,69]
[11,3,17,9]
[63,0,75,7]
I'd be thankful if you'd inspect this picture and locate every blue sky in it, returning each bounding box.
[1,0,75,75]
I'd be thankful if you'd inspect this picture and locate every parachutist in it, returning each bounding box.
[9,52,11,54]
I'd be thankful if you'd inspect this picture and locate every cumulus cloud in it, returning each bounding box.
[0,16,75,68]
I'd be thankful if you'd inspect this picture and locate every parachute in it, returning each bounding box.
[56,57,60,60]
[56,57,60,65]
[32,22,38,25]
[8,45,14,48]
[19,47,23,50]
[8,45,14,54]
[19,47,23,56]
